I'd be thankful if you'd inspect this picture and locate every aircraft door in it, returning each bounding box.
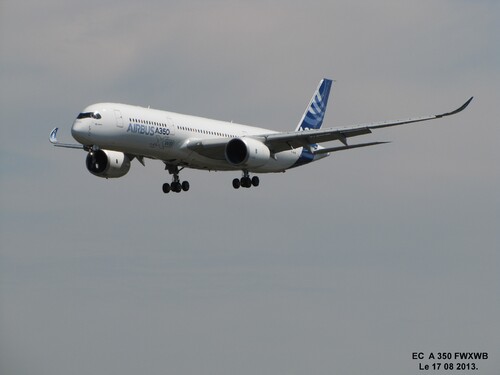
[114,110,124,128]
[166,117,175,136]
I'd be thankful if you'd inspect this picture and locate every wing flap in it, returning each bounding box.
[260,127,373,153]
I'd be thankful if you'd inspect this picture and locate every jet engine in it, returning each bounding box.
[225,138,271,168]
[86,149,131,178]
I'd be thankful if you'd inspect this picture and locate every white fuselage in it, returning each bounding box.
[53,80,473,192]
[71,103,318,173]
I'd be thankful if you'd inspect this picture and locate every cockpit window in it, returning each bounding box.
[77,112,92,119]
[77,112,101,119]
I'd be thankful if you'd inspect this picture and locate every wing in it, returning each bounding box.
[49,127,150,166]
[187,97,473,159]
[185,138,228,160]
[259,97,474,153]
[49,127,85,149]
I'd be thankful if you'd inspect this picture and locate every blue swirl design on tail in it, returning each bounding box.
[291,79,332,169]
[296,79,332,131]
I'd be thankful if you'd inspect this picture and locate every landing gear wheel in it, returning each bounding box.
[241,176,251,188]
[181,181,190,192]
[251,176,260,187]
[174,181,183,193]
[232,178,241,189]
[162,183,171,193]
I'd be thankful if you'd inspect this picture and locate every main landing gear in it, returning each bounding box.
[161,166,259,193]
[162,165,189,194]
[232,171,259,189]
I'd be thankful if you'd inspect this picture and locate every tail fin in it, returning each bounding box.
[295,78,333,131]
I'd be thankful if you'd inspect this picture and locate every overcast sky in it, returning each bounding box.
[1,1,499,374]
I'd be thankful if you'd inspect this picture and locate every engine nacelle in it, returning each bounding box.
[86,150,131,178]
[225,138,271,168]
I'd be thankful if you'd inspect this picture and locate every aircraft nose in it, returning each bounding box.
[71,120,88,144]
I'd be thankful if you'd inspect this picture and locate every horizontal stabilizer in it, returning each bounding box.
[313,141,390,154]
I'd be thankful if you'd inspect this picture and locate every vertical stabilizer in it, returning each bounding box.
[295,79,333,131]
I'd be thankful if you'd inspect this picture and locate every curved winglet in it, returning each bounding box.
[49,127,59,144]
[49,127,84,149]
[436,96,473,118]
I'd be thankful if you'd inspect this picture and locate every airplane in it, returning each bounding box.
[49,79,473,194]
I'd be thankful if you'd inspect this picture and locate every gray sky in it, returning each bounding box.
[1,0,499,374]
